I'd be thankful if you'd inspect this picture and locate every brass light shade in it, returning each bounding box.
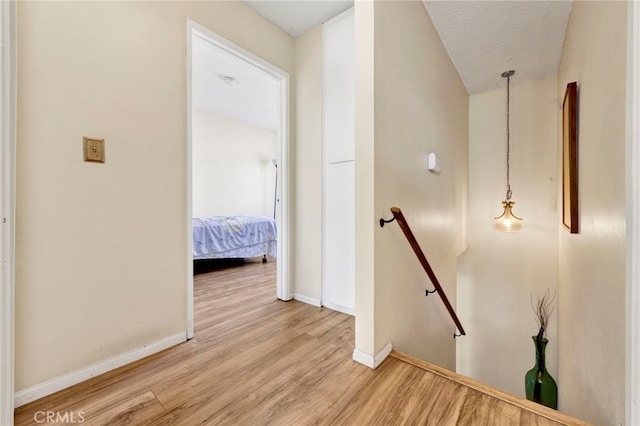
[494,201,523,232]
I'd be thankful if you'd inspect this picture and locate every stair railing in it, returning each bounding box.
[380,207,466,338]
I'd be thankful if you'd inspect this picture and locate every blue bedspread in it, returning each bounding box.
[193,215,277,260]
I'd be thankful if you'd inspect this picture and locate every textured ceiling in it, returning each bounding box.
[202,1,573,127]
[422,1,572,93]
[243,0,353,37]
[243,0,572,95]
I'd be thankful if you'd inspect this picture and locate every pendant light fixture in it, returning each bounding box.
[494,70,522,232]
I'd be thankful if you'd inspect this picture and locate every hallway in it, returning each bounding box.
[14,260,587,425]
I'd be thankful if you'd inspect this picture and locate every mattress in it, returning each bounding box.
[192,215,277,260]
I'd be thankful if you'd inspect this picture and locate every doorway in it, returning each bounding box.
[186,21,291,338]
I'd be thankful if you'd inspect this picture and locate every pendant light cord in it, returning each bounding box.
[505,73,512,201]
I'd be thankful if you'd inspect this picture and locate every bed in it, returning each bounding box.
[192,215,277,261]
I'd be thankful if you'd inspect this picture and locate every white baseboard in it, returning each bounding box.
[14,332,187,407]
[353,342,393,369]
[322,301,355,316]
[292,293,321,307]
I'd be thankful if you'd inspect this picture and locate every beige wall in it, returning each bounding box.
[556,2,627,424]
[16,1,292,391]
[292,25,323,302]
[355,1,468,368]
[192,109,277,218]
[457,77,559,397]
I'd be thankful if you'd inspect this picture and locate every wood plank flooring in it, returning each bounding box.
[14,259,589,425]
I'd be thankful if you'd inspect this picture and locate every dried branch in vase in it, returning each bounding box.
[531,289,556,343]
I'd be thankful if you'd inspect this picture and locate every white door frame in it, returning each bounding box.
[185,20,291,337]
[626,1,640,424]
[0,0,16,424]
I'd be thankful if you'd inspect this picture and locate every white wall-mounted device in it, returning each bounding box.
[427,152,440,173]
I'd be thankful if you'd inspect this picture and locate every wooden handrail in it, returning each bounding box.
[382,207,466,337]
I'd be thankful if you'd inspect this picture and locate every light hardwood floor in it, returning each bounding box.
[14,259,588,425]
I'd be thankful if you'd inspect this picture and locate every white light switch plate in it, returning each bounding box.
[427,152,440,173]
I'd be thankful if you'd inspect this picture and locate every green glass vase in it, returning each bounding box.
[525,336,558,409]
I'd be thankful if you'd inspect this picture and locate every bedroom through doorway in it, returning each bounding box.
[186,21,291,339]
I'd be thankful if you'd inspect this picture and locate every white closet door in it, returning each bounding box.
[323,8,355,315]
[323,9,354,164]
[324,161,355,313]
